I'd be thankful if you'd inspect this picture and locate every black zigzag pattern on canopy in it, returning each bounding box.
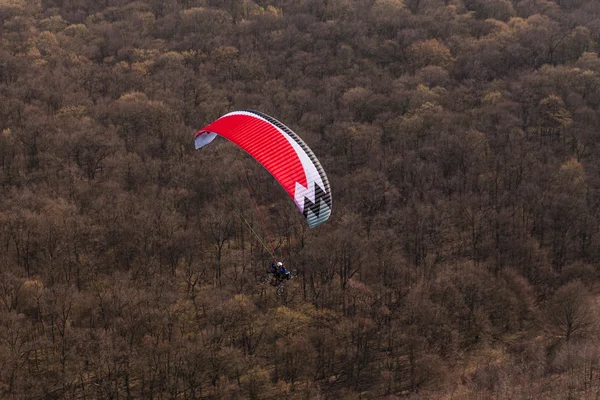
[303,182,332,219]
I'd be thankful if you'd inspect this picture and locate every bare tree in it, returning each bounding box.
[546,281,596,342]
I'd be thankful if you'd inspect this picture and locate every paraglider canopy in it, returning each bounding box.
[195,111,332,228]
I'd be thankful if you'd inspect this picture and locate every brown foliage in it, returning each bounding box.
[1,0,600,398]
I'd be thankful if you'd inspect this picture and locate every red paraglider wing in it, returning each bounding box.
[195,111,331,228]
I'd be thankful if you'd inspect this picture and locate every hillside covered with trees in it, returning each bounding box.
[2,0,600,398]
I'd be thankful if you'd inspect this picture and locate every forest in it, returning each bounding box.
[2,0,600,398]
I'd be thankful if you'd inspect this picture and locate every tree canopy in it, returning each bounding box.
[1,0,600,398]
